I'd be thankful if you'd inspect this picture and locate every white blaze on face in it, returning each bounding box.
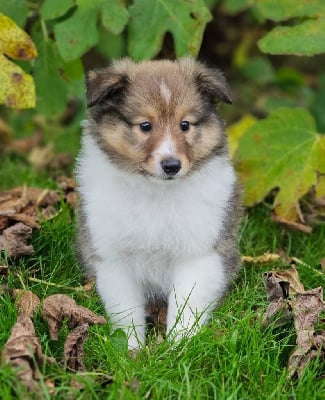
[160,81,172,105]
[152,135,176,175]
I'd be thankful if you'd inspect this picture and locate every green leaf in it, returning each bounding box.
[223,0,254,14]
[240,56,275,84]
[41,0,75,21]
[256,0,325,22]
[0,0,28,27]
[54,3,99,61]
[128,0,212,60]
[96,26,127,59]
[234,108,325,221]
[33,38,68,117]
[258,17,325,56]
[100,0,129,35]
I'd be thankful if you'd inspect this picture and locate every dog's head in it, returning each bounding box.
[86,58,231,180]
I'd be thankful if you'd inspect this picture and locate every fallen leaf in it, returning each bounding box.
[1,314,55,393]
[9,132,42,154]
[28,144,54,170]
[271,266,305,295]
[262,268,325,378]
[63,323,89,372]
[0,222,34,257]
[13,289,40,318]
[288,287,325,378]
[242,253,280,264]
[57,176,76,192]
[42,294,106,340]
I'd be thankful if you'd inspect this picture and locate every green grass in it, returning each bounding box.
[0,145,324,399]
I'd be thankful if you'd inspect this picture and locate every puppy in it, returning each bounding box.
[76,58,241,349]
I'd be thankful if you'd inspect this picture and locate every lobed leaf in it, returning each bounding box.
[234,108,325,221]
[258,17,325,56]
[33,37,68,117]
[54,3,98,61]
[256,0,325,22]
[40,0,75,21]
[128,0,212,60]
[101,0,129,35]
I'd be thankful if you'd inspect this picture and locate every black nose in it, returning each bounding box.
[161,158,181,176]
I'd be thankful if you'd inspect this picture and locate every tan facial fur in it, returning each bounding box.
[86,58,231,179]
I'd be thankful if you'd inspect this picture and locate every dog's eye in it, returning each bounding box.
[139,121,152,133]
[180,120,190,132]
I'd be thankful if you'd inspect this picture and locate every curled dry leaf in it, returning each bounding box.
[42,294,106,340]
[63,323,89,372]
[262,271,292,326]
[242,253,280,264]
[13,289,40,318]
[271,266,305,295]
[0,222,34,257]
[288,287,325,378]
[262,267,325,378]
[1,314,55,393]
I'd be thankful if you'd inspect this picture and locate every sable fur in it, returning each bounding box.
[76,58,242,349]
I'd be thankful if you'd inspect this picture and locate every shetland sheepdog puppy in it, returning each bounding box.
[76,58,242,349]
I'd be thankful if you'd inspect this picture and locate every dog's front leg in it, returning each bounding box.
[96,262,145,349]
[167,252,226,341]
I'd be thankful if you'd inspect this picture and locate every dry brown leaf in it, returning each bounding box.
[28,144,54,170]
[0,222,34,257]
[288,287,325,378]
[63,323,89,372]
[9,132,42,154]
[271,266,305,295]
[242,253,280,264]
[42,294,106,340]
[1,314,55,393]
[13,289,40,318]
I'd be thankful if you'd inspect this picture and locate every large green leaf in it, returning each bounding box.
[33,37,68,117]
[256,0,325,22]
[101,0,129,35]
[0,0,28,27]
[258,17,325,56]
[128,0,212,60]
[54,1,99,61]
[234,108,325,221]
[41,0,75,21]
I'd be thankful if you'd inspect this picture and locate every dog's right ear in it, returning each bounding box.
[86,69,129,108]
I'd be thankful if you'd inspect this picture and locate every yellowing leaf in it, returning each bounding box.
[234,108,325,221]
[0,13,37,108]
[227,114,257,157]
[0,54,35,108]
[0,13,37,60]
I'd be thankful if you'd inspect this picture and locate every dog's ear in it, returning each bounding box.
[195,67,232,105]
[86,68,129,108]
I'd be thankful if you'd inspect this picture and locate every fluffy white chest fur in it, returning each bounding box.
[77,133,237,348]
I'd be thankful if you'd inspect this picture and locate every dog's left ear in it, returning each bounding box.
[195,66,232,105]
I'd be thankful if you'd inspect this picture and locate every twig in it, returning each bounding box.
[28,277,94,294]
